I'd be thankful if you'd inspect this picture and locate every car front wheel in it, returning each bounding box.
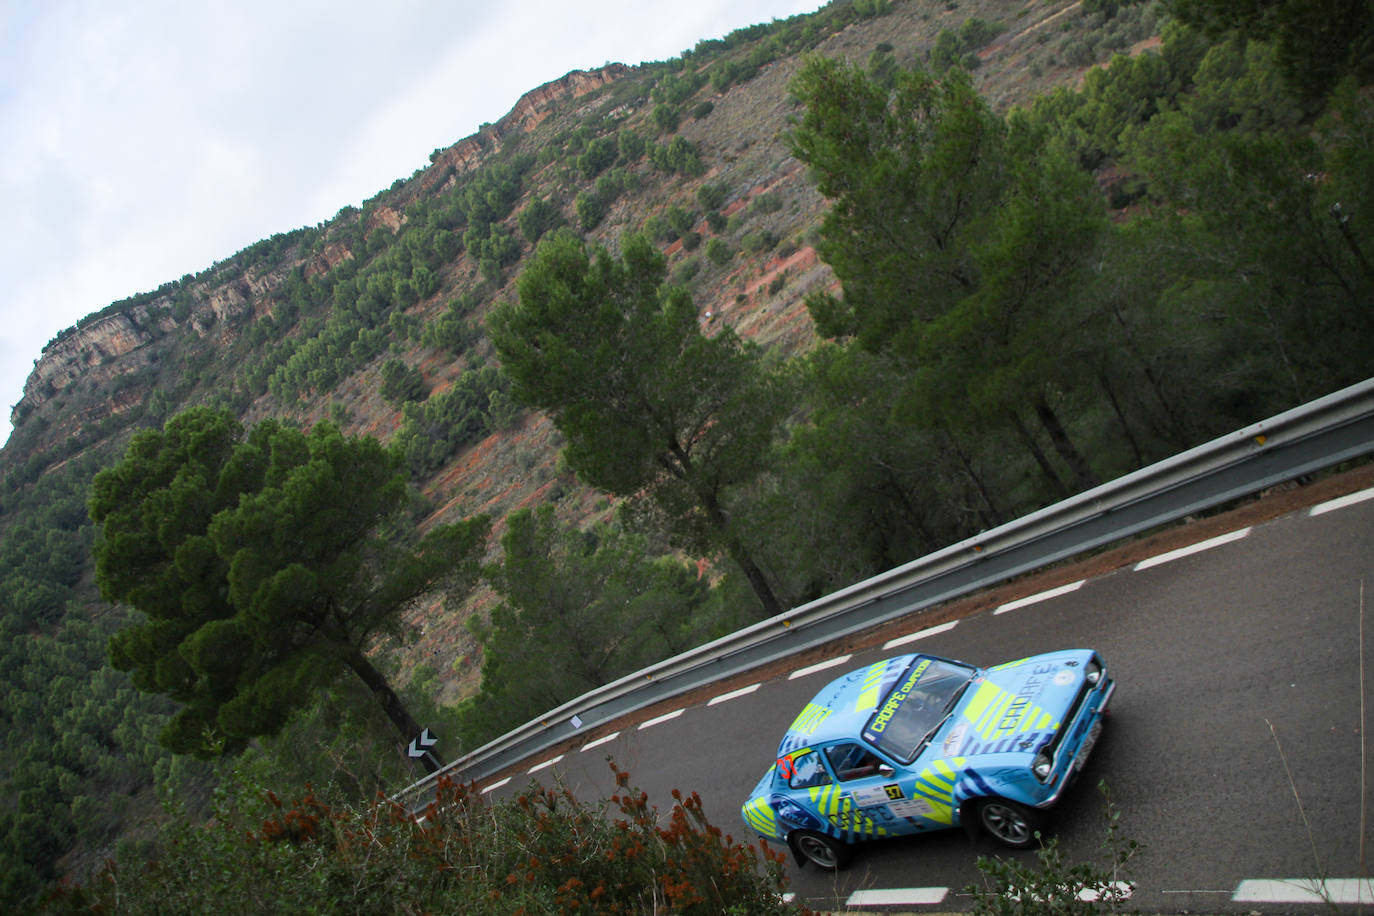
[975,798,1040,848]
[788,829,853,870]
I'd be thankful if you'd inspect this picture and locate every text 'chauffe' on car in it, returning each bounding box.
[741,649,1114,869]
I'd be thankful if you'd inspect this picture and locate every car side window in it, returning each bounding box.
[825,743,886,781]
[786,750,832,789]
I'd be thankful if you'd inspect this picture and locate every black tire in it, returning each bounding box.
[975,797,1040,848]
[788,829,853,870]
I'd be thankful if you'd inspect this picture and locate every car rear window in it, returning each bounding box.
[861,657,974,763]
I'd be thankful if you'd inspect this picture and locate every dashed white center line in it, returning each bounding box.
[527,754,563,774]
[481,776,511,794]
[638,708,684,729]
[1310,485,1374,516]
[884,620,958,649]
[846,887,949,906]
[580,731,619,752]
[994,579,1085,615]
[708,683,761,705]
[789,654,852,679]
[1233,878,1374,904]
[1133,527,1252,571]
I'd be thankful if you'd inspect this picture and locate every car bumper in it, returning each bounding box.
[1036,677,1114,809]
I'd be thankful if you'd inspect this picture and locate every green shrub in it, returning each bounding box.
[576,191,606,231]
[749,191,784,216]
[617,128,646,161]
[706,237,733,265]
[674,257,702,284]
[379,358,427,407]
[740,230,777,256]
[653,103,680,133]
[697,182,729,212]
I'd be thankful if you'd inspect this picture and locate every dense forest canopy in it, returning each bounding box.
[2,0,1371,908]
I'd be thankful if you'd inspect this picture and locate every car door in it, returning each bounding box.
[820,742,951,838]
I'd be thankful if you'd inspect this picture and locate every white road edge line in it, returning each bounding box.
[580,731,620,752]
[708,683,761,705]
[884,620,958,649]
[527,754,563,774]
[638,708,684,729]
[1134,527,1252,571]
[1233,878,1374,904]
[1310,486,1374,516]
[481,776,512,795]
[846,887,949,906]
[995,580,1085,615]
[1076,882,1133,902]
[789,654,852,679]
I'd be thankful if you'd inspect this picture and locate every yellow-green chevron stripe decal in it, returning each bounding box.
[854,661,889,713]
[742,795,779,838]
[909,755,966,825]
[962,681,1001,730]
[963,681,1059,740]
[787,702,832,738]
[804,784,891,839]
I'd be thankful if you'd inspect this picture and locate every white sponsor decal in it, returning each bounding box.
[849,785,893,807]
[943,722,968,756]
[886,797,936,819]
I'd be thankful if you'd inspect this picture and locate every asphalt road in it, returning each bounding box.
[477,487,1374,912]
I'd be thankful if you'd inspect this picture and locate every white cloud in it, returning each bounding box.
[1,0,823,445]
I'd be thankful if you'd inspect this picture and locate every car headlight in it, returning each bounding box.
[1084,659,1103,686]
[1033,751,1053,782]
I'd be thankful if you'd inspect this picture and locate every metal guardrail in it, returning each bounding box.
[396,377,1374,806]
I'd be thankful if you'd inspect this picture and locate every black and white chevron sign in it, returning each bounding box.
[407,727,438,758]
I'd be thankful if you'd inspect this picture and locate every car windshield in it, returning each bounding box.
[861,657,975,763]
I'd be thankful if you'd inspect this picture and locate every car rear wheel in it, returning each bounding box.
[788,829,853,870]
[975,798,1039,848]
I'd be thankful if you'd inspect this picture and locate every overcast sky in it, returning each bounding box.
[0,0,824,446]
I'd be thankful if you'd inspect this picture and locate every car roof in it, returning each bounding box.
[776,653,928,756]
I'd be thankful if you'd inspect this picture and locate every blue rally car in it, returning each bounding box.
[741,650,1114,869]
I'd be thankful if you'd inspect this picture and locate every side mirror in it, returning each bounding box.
[878,763,895,778]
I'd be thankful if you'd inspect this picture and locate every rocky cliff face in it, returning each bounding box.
[408,65,634,204]
[11,63,634,446]
[497,64,632,135]
[12,265,273,445]
[24,307,172,404]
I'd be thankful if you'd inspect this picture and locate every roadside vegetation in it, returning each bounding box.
[37,764,803,915]
[2,0,1371,907]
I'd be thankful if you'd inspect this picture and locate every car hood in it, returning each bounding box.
[939,649,1096,759]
